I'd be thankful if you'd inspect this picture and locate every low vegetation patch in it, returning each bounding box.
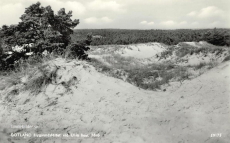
[89,50,224,91]
[125,64,191,90]
[89,55,192,90]
[0,54,58,97]
[159,43,228,60]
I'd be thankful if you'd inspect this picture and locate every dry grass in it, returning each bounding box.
[159,43,227,60]
[24,66,52,94]
[0,54,59,97]
[90,58,113,72]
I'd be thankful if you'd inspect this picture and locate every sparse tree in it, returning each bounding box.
[0,2,90,69]
[1,2,79,53]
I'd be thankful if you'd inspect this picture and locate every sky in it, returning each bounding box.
[0,0,229,29]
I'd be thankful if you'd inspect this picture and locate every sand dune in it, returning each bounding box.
[0,58,229,143]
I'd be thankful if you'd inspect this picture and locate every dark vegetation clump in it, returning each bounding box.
[65,43,90,60]
[202,28,230,46]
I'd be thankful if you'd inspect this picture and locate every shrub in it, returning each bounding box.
[65,43,90,60]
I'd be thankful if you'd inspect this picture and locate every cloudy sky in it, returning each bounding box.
[0,0,229,29]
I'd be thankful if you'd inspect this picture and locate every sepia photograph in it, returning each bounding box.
[0,0,229,142]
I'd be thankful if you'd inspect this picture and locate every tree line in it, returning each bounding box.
[72,28,230,46]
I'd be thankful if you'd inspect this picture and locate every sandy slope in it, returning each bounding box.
[116,43,166,59]
[0,58,229,143]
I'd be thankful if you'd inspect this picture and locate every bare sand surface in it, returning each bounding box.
[90,42,167,59]
[0,58,229,143]
[182,41,214,48]
[117,43,166,59]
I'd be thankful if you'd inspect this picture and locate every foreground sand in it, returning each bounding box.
[0,58,229,143]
